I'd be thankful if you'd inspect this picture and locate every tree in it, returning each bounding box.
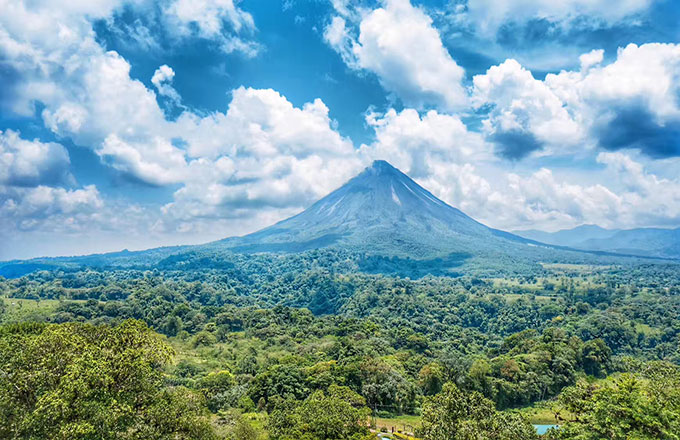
[419,362,445,395]
[196,370,236,411]
[0,320,217,440]
[249,363,308,405]
[419,382,538,440]
[581,338,611,377]
[551,365,680,440]
[268,385,371,440]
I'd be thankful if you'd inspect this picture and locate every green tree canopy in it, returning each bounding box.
[551,362,680,440]
[419,382,538,440]
[0,320,216,440]
[268,384,372,440]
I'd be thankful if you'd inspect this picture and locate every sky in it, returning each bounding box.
[1,0,680,260]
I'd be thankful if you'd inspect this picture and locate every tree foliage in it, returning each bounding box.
[419,382,538,440]
[549,362,680,440]
[268,384,372,440]
[0,320,216,440]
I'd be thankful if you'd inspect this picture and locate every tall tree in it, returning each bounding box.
[0,320,216,440]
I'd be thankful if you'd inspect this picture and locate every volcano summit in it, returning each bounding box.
[218,160,535,259]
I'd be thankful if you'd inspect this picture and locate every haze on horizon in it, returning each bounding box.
[2,0,680,260]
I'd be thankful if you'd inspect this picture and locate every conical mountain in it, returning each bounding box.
[219,160,531,258]
[0,160,645,278]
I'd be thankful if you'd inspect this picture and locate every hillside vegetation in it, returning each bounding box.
[1,255,679,439]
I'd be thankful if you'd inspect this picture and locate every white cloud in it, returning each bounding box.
[163,87,364,226]
[353,106,680,231]
[466,0,656,37]
[323,16,357,68]
[0,185,103,233]
[325,0,467,111]
[151,64,182,105]
[0,183,172,259]
[328,0,356,19]
[0,130,111,250]
[163,0,259,55]
[579,49,604,72]
[3,185,102,218]
[359,108,490,178]
[472,59,584,158]
[165,0,253,34]
[0,130,72,187]
[473,43,680,159]
[401,153,679,232]
[98,135,188,186]
[0,0,192,186]
[595,153,680,227]
[0,0,364,244]
[177,87,357,160]
[548,43,680,121]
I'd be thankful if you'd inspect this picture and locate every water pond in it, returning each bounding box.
[534,424,559,435]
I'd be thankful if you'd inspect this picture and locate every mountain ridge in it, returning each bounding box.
[514,225,680,259]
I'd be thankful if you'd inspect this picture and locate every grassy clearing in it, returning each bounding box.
[635,322,662,337]
[374,414,421,435]
[211,411,269,440]
[1,297,66,323]
[513,404,560,425]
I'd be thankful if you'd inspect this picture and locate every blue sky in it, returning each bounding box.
[1,0,680,259]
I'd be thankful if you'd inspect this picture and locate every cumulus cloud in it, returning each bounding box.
[0,130,72,187]
[1,185,102,225]
[151,64,182,105]
[579,49,605,71]
[0,130,110,252]
[325,0,467,111]
[163,87,364,225]
[550,43,680,158]
[0,0,364,243]
[359,108,491,177]
[407,154,679,232]
[472,59,584,159]
[0,183,108,252]
[177,87,357,160]
[98,135,188,186]
[0,0,195,188]
[0,183,168,259]
[354,105,680,231]
[473,43,680,159]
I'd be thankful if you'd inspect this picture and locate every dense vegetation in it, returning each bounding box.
[1,251,679,439]
[0,320,215,440]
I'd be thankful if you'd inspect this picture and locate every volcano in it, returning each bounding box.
[0,160,656,278]
[217,160,533,259]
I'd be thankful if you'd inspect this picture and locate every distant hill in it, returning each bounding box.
[514,225,618,247]
[514,225,680,259]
